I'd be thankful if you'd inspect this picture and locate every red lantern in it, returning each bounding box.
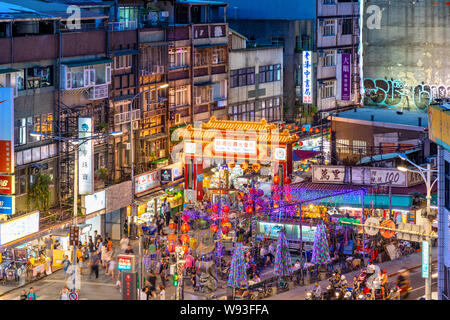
[247,198,253,205]
[168,234,177,242]
[182,245,189,254]
[222,205,230,213]
[285,177,291,185]
[273,175,281,184]
[169,223,177,230]
[287,124,292,129]
[294,126,299,131]
[315,128,320,133]
[181,223,190,233]
[323,129,327,133]
[246,206,253,214]
[210,224,219,233]
[212,204,219,212]
[281,123,285,127]
[180,234,190,243]
[302,127,306,132]
[309,128,313,133]
[285,194,292,202]
[299,141,303,146]
[273,194,280,201]
[222,226,230,234]
[211,213,219,221]
[167,244,175,253]
[222,216,229,223]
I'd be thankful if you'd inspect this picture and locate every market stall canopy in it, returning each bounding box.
[356,148,420,165]
[293,150,320,161]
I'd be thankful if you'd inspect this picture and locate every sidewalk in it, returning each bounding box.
[265,246,438,300]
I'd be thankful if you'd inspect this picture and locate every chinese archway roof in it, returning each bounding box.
[179,116,299,144]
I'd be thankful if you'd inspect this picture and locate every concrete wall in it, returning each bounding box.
[362,0,450,112]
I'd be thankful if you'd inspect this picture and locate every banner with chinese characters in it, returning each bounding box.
[0,88,14,174]
[337,53,351,101]
[302,51,312,104]
[312,165,346,183]
[78,117,94,195]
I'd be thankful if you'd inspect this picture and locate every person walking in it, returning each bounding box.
[125,245,134,254]
[107,237,113,252]
[27,287,37,300]
[159,285,166,300]
[62,255,71,281]
[19,290,27,300]
[120,234,129,253]
[60,287,69,300]
[88,237,95,253]
[89,252,100,279]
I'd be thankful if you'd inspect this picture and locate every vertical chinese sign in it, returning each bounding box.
[341,53,351,101]
[78,117,94,195]
[302,51,313,104]
[0,88,15,215]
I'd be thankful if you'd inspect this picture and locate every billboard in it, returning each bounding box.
[337,53,351,101]
[0,87,14,173]
[78,117,94,195]
[0,211,39,245]
[83,190,106,215]
[135,170,160,194]
[362,0,450,112]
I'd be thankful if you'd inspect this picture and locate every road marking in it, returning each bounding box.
[409,281,437,293]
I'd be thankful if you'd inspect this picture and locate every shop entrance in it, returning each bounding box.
[105,210,121,241]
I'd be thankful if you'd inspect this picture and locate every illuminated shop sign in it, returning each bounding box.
[302,51,312,104]
[214,138,256,155]
[78,117,94,195]
[0,211,39,245]
[84,190,106,214]
[135,170,160,194]
[0,88,14,174]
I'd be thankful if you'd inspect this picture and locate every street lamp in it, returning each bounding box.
[397,153,438,300]
[30,130,122,292]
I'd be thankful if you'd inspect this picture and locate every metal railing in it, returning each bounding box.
[108,20,138,31]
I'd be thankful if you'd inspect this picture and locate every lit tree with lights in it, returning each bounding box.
[227,242,248,289]
[274,231,293,277]
[311,223,331,266]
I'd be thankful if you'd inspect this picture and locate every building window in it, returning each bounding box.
[114,55,132,70]
[15,168,27,196]
[211,47,226,64]
[323,50,336,67]
[169,47,189,68]
[342,19,353,35]
[169,86,188,107]
[323,19,336,36]
[323,0,336,4]
[14,113,52,146]
[336,139,350,154]
[353,140,367,155]
[322,80,335,98]
[194,50,209,66]
[19,66,53,90]
[259,64,281,83]
[231,67,254,88]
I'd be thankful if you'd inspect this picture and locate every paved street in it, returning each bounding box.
[266,246,438,300]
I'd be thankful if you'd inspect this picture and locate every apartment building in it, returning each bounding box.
[316,0,360,116]
[228,29,283,122]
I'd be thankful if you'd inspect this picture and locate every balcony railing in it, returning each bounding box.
[108,20,138,31]
[114,109,141,125]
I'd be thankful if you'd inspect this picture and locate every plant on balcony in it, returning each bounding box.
[97,122,109,133]
[95,168,109,184]
[27,172,52,215]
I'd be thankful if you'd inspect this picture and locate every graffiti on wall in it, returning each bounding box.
[363,78,450,111]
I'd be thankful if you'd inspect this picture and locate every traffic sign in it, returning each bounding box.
[69,226,80,246]
[422,240,429,278]
[68,291,78,300]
